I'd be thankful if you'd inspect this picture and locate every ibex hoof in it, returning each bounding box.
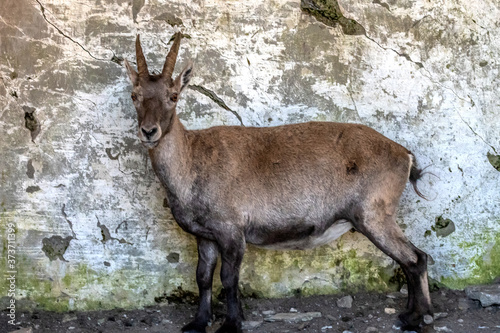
[182,320,207,333]
[215,321,242,333]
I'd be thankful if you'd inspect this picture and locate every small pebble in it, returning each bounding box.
[434,312,449,320]
[424,314,434,324]
[458,298,470,310]
[384,307,396,314]
[326,314,336,321]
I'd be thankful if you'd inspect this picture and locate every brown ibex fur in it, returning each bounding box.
[124,33,433,333]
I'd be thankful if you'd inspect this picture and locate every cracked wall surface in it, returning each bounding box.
[0,0,499,311]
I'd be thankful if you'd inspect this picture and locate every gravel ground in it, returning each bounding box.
[2,288,500,333]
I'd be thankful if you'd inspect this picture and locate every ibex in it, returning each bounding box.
[123,32,433,333]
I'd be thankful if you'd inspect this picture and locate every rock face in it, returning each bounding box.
[465,284,500,307]
[0,0,500,311]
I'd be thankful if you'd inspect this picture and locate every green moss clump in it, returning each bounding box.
[441,232,500,289]
[300,0,366,35]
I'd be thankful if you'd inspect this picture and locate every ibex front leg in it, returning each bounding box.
[216,235,245,333]
[182,238,219,333]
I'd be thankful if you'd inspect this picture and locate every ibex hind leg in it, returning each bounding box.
[353,210,433,329]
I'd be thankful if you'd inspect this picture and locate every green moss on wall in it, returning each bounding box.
[441,232,500,289]
[240,235,397,299]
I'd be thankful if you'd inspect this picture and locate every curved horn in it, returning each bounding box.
[135,34,149,77]
[162,32,182,79]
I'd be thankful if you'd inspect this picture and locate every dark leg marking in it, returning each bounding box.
[215,237,245,333]
[182,238,219,333]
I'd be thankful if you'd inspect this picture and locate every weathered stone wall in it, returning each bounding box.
[0,0,499,311]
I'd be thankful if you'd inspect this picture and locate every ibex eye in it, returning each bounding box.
[170,93,178,102]
[131,92,138,101]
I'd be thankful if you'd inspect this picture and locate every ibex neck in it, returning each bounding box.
[148,114,192,190]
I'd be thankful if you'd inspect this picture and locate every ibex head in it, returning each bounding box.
[124,33,193,148]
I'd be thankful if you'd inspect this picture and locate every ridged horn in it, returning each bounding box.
[135,34,149,77]
[162,32,182,79]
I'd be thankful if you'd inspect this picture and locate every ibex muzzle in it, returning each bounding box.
[124,33,433,333]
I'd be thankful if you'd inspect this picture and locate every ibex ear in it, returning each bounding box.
[173,62,193,93]
[124,59,139,86]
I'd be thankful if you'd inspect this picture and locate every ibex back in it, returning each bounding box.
[124,33,433,333]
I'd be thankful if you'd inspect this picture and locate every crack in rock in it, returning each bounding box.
[62,204,77,239]
[364,35,424,68]
[188,85,244,126]
[301,0,424,68]
[416,73,498,154]
[455,107,498,155]
[35,0,108,61]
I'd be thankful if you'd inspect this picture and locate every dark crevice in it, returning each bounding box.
[487,153,500,172]
[111,54,124,65]
[42,235,73,261]
[26,159,35,179]
[105,148,120,160]
[35,0,108,61]
[62,204,77,239]
[97,217,133,245]
[115,220,128,233]
[154,12,184,27]
[188,85,245,126]
[23,106,40,142]
[26,186,41,193]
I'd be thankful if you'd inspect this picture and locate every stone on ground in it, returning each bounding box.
[242,321,263,330]
[336,295,353,308]
[465,284,500,307]
[264,312,322,323]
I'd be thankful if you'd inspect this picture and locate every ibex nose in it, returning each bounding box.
[141,126,158,139]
